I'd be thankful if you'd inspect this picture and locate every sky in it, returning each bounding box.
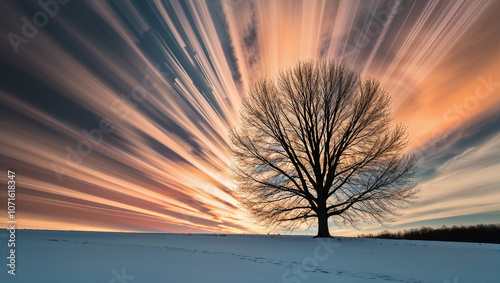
[0,0,499,236]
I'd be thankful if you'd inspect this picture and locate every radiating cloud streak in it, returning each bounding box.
[0,0,499,234]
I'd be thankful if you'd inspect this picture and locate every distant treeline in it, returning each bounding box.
[358,224,500,244]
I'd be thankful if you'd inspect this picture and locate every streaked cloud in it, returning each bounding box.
[0,0,499,234]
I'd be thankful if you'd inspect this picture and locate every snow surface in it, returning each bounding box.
[0,230,499,282]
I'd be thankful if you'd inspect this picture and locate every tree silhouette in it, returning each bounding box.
[230,61,418,237]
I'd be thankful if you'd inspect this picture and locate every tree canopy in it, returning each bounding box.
[230,61,418,237]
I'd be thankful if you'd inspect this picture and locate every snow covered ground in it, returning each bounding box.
[0,230,499,282]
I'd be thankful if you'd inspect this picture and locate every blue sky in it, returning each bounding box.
[0,0,499,235]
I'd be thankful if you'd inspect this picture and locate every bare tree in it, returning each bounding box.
[230,61,418,237]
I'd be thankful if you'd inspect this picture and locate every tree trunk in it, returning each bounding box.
[314,210,332,238]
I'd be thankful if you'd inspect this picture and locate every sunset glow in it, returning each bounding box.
[1,0,499,236]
